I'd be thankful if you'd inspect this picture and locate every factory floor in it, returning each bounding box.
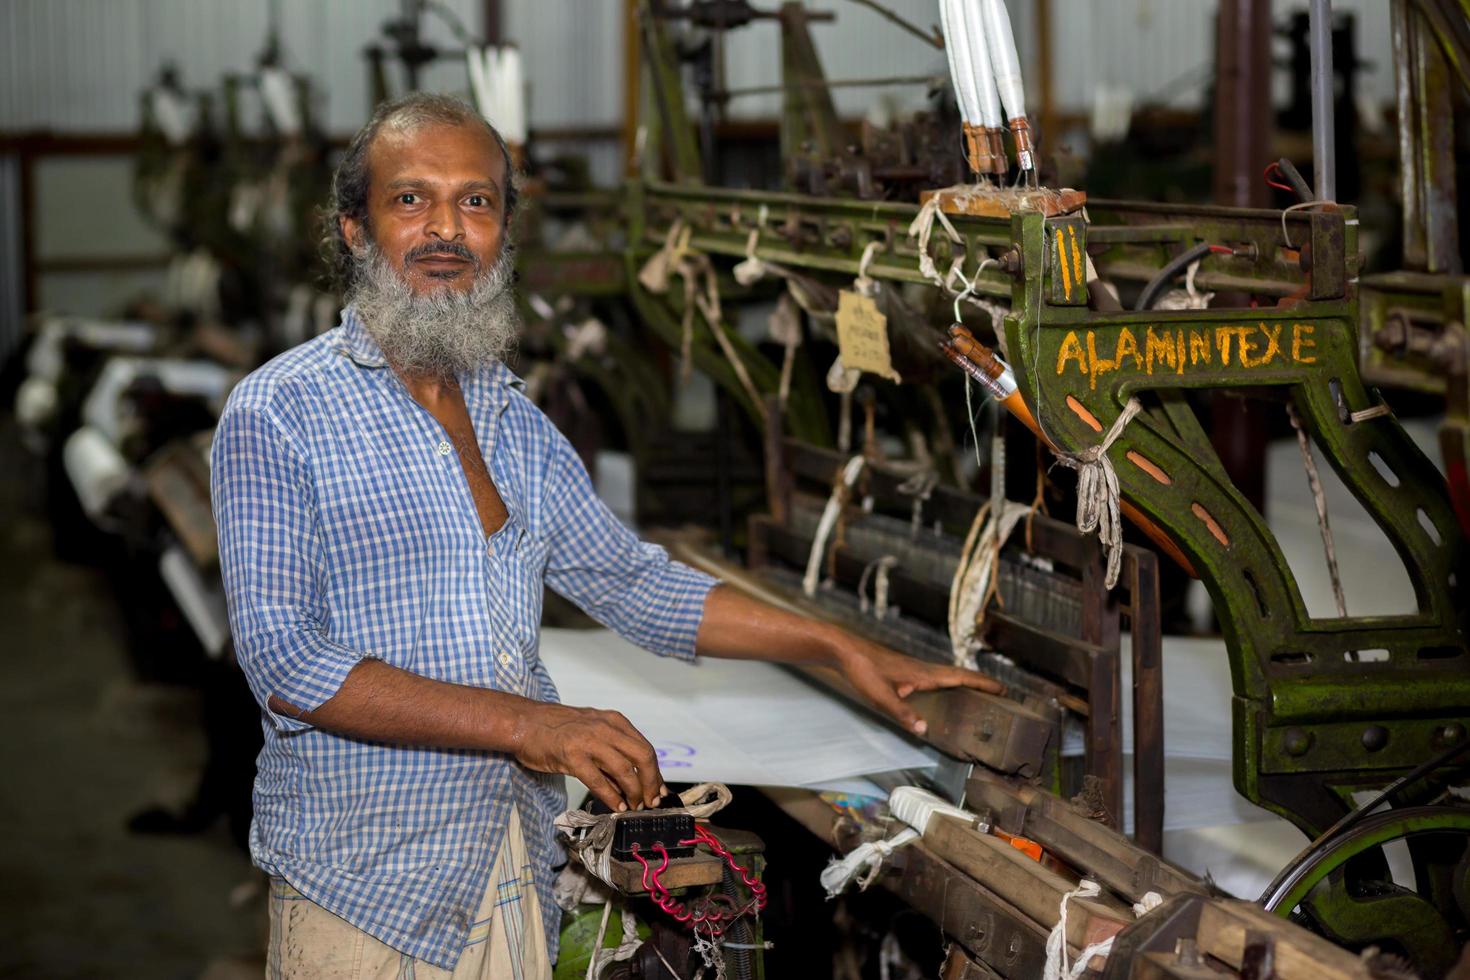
[0,420,263,979]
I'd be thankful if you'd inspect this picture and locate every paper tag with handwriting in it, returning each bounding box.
[835,290,900,383]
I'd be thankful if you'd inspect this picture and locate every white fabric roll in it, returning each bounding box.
[63,427,130,521]
[15,376,58,432]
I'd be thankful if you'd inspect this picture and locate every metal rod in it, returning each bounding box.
[840,0,944,49]
[1310,0,1337,201]
[719,74,943,99]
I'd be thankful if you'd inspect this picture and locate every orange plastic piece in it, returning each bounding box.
[992,827,1044,862]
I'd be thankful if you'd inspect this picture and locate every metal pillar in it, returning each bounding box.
[1210,0,1274,514]
[1393,0,1462,274]
[1309,0,1337,201]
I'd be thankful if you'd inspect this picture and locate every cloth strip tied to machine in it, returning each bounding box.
[819,787,972,898]
[1050,397,1142,589]
[1041,880,1163,980]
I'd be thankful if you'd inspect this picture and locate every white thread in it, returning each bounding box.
[947,501,1027,664]
[768,292,802,409]
[855,240,882,294]
[1043,884,1163,979]
[1287,402,1347,618]
[1050,398,1142,589]
[858,555,900,618]
[1349,403,1392,423]
[1043,880,1100,980]
[889,786,974,833]
[819,828,919,898]
[821,788,978,898]
[803,456,867,596]
[585,901,640,980]
[897,467,939,540]
[907,192,964,286]
[1280,200,1335,250]
[732,228,768,287]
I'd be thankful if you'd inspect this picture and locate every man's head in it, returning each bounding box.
[324,93,521,377]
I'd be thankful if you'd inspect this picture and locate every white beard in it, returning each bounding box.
[346,241,519,378]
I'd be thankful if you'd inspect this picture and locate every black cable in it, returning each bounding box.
[1133,241,1215,311]
[1257,735,1470,908]
[1277,157,1314,203]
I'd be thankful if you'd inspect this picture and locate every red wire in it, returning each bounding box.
[1263,162,1295,194]
[1208,245,1234,256]
[634,825,769,936]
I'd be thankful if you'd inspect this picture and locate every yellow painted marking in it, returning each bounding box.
[1055,229,1073,296]
[1054,322,1321,378]
[1067,225,1084,292]
[1057,331,1088,375]
[1292,323,1317,363]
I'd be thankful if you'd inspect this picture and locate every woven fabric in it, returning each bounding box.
[213,308,716,969]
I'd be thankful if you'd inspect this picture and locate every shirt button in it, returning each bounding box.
[436,440,452,455]
[498,653,513,668]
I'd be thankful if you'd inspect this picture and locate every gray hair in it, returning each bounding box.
[321,92,519,290]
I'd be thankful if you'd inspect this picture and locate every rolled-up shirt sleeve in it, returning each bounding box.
[542,432,717,661]
[212,404,366,730]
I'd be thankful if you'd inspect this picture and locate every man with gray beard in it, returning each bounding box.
[212,93,1000,978]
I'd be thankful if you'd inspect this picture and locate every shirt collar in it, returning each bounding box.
[335,305,390,368]
[335,305,526,396]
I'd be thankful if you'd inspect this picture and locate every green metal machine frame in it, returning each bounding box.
[622,0,1470,966]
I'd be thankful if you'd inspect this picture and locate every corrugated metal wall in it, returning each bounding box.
[0,0,482,135]
[0,156,23,363]
[0,1,1402,136]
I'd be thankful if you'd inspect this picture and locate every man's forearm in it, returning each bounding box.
[693,584,845,666]
[268,658,529,752]
[268,658,669,810]
[692,581,1005,735]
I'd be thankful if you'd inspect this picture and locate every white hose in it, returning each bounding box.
[939,0,981,127]
[960,0,1003,129]
[978,0,1025,123]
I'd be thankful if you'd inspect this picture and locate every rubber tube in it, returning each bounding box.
[1132,241,1214,311]
[959,0,1003,129]
[939,0,981,125]
[978,0,1025,122]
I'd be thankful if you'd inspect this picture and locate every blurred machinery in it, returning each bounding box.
[10,0,1470,977]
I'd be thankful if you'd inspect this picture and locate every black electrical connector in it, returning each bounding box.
[588,796,697,861]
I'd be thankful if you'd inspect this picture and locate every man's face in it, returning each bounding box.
[341,121,509,295]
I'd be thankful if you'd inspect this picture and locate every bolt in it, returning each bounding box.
[1361,725,1390,752]
[1283,728,1313,757]
[998,248,1023,276]
[1435,723,1466,748]
[1007,933,1022,962]
[1374,313,1409,353]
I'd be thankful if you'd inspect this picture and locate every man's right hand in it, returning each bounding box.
[508,702,666,812]
[268,660,667,812]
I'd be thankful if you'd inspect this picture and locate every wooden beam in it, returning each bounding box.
[964,775,1207,905]
[924,814,1135,955]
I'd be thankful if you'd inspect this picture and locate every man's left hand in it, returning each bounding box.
[832,637,1004,736]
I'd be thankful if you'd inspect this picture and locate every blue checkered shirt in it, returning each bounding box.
[211,308,717,969]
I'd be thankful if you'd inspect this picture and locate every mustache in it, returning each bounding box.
[403,241,479,267]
